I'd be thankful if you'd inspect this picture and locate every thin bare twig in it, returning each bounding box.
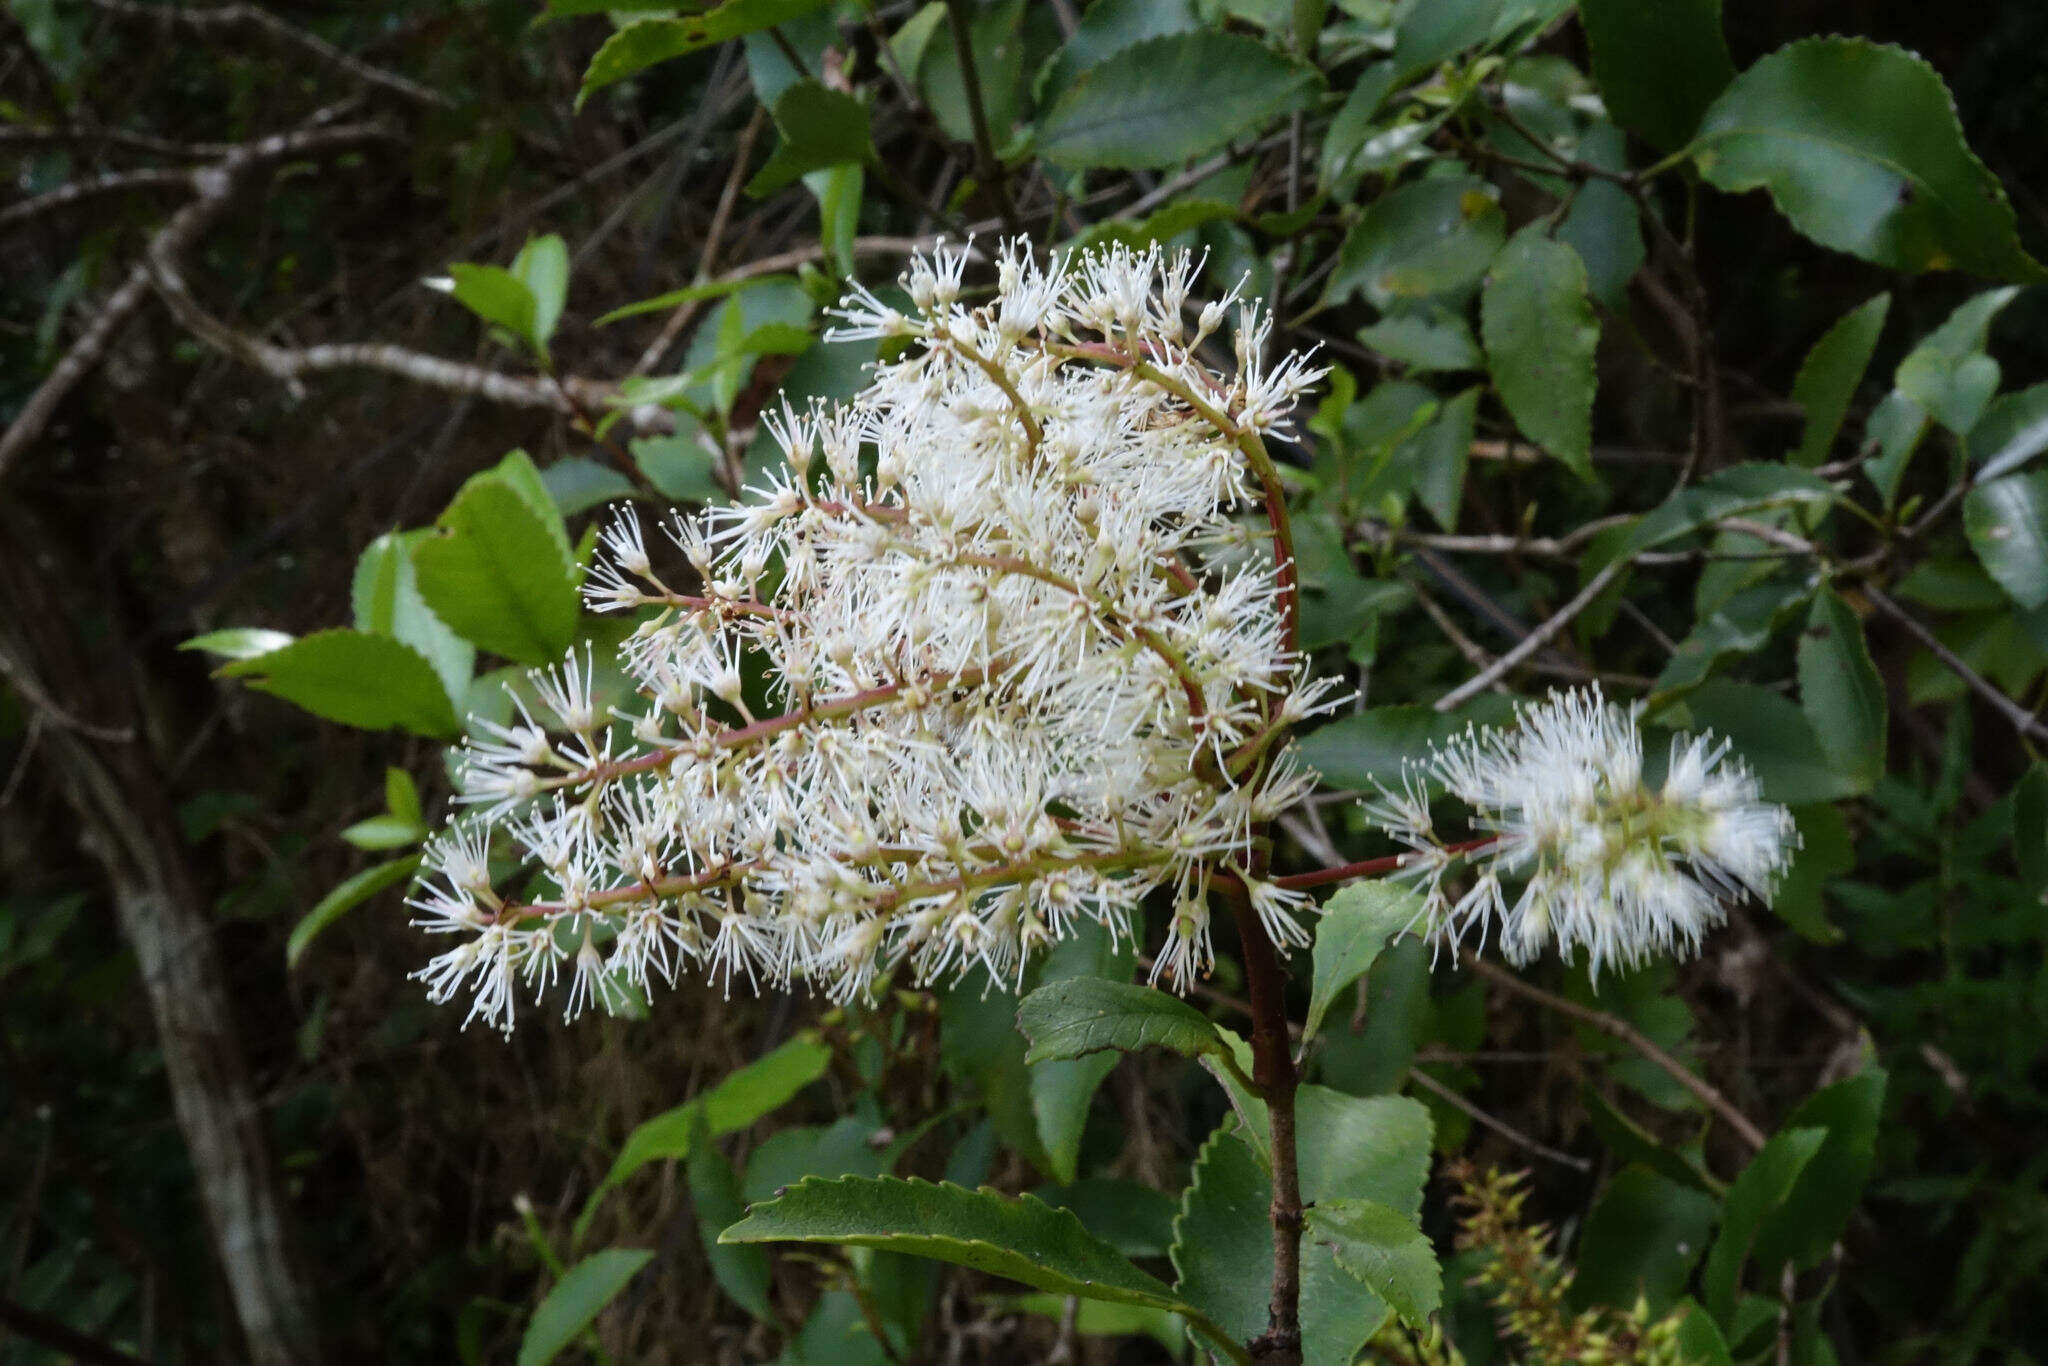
[0,167,193,228]
[1864,584,2048,745]
[1434,559,1629,712]
[0,119,395,482]
[1461,951,1768,1151]
[1405,1067,1591,1172]
[82,0,453,110]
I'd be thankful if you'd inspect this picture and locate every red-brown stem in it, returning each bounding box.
[1271,836,1498,891]
[1225,888,1305,1364]
[569,668,989,786]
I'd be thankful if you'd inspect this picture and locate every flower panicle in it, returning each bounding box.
[406,239,1336,1031]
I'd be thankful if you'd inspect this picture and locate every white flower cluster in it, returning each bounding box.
[1370,688,1798,979]
[409,241,1340,1030]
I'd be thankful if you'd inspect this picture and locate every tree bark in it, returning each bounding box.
[0,521,322,1366]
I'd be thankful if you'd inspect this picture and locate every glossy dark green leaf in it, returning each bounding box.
[1701,1127,1827,1326]
[2016,764,2048,898]
[1798,589,1887,795]
[1306,1198,1440,1328]
[284,854,420,968]
[1970,383,2048,482]
[1670,683,1858,804]
[1034,0,1198,109]
[1753,1068,1887,1273]
[517,1249,652,1366]
[1327,176,1505,309]
[577,0,831,105]
[1572,1166,1717,1314]
[412,478,581,665]
[1482,225,1600,479]
[745,80,874,197]
[1017,976,1225,1066]
[1357,309,1481,373]
[723,1177,1244,1357]
[1037,31,1318,170]
[1579,0,1733,149]
[1790,293,1890,466]
[1865,287,2020,504]
[1692,38,2043,280]
[221,630,459,738]
[538,457,638,519]
[1770,804,1850,945]
[687,1140,772,1320]
[1965,471,2048,609]
[1306,880,1424,1042]
[1295,695,1517,793]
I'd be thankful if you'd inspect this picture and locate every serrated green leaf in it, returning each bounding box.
[1170,1125,1397,1361]
[1017,976,1225,1065]
[722,1176,1245,1359]
[1691,38,2043,280]
[1034,0,1198,110]
[1169,1128,1273,1346]
[1328,176,1505,309]
[1965,471,2048,609]
[488,450,575,561]
[286,854,420,968]
[1305,880,1424,1042]
[1798,589,1886,795]
[1790,293,1889,466]
[221,630,459,737]
[1865,288,2020,504]
[180,627,295,660]
[577,0,831,106]
[1482,225,1600,479]
[1307,1198,1441,1328]
[1578,0,1733,150]
[517,1249,652,1366]
[1036,31,1318,171]
[412,478,581,665]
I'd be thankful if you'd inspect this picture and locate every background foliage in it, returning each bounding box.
[4,0,2048,1362]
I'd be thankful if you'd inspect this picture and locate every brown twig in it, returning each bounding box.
[1460,950,1769,1151]
[1433,559,1629,712]
[81,0,453,111]
[0,118,396,483]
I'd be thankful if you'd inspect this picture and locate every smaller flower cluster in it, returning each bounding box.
[1368,688,1798,978]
